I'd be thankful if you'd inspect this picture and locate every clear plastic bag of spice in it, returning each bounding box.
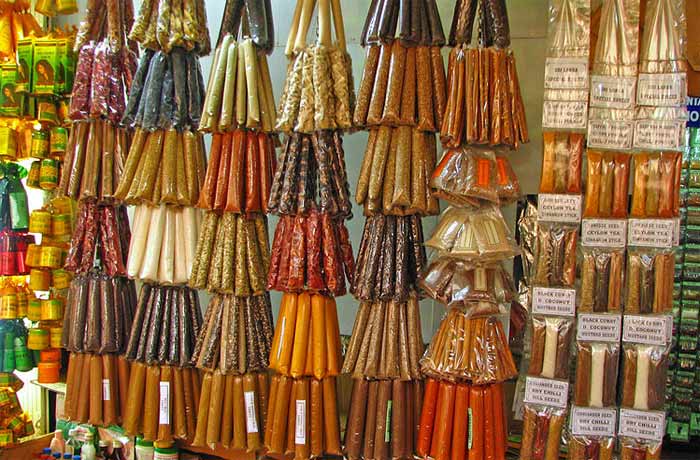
[625,248,675,314]
[583,150,631,218]
[519,404,567,460]
[573,341,620,408]
[531,223,578,288]
[526,315,574,380]
[630,151,682,218]
[430,147,499,206]
[580,247,625,313]
[620,343,669,411]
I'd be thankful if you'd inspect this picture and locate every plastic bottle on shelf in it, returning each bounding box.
[49,430,65,456]
[79,433,95,460]
[64,429,77,456]
[134,438,154,460]
[153,441,177,460]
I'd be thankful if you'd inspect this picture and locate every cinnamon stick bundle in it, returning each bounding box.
[532,225,577,287]
[625,250,674,314]
[539,132,584,194]
[630,152,681,218]
[583,150,631,218]
[580,248,624,313]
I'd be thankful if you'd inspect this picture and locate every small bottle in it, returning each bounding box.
[79,433,96,460]
[64,429,76,456]
[49,430,65,456]
[134,438,154,460]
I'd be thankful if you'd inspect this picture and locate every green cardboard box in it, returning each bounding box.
[0,64,19,117]
[15,38,33,94]
[32,39,59,95]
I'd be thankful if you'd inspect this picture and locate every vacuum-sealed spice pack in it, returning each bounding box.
[568,435,615,460]
[620,344,669,411]
[192,371,269,451]
[531,223,578,288]
[342,294,423,380]
[268,292,342,380]
[583,151,631,218]
[416,380,507,460]
[356,126,440,216]
[625,249,674,314]
[527,316,574,380]
[420,258,515,307]
[630,152,682,218]
[574,342,620,407]
[420,309,517,384]
[352,214,426,302]
[619,437,662,460]
[344,379,423,460]
[431,147,500,206]
[263,375,343,458]
[518,404,567,460]
[539,132,584,194]
[189,212,270,296]
[580,247,625,313]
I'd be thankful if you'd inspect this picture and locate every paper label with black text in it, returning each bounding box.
[159,382,170,425]
[627,219,676,248]
[524,377,569,408]
[590,76,637,109]
[618,409,666,441]
[545,58,589,90]
[634,119,686,151]
[581,219,627,247]
[543,101,588,130]
[622,315,672,345]
[102,379,110,401]
[587,120,635,150]
[532,287,577,316]
[538,194,582,223]
[244,391,259,433]
[637,73,687,107]
[571,407,617,437]
[577,314,622,342]
[295,400,306,444]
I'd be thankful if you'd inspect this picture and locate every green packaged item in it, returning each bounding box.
[0,65,19,117]
[16,39,33,94]
[26,161,40,188]
[2,332,14,372]
[50,127,67,153]
[13,337,31,372]
[0,127,17,159]
[0,163,30,231]
[682,262,700,281]
[690,413,700,436]
[678,353,697,371]
[682,281,700,300]
[675,370,696,388]
[30,130,49,159]
[37,101,58,125]
[32,40,59,95]
[668,420,690,442]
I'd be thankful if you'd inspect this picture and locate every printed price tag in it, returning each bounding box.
[524,377,569,408]
[538,194,582,223]
[159,382,170,425]
[543,101,588,130]
[618,409,666,441]
[581,219,627,248]
[577,314,622,342]
[102,379,110,401]
[587,120,635,150]
[571,406,617,437]
[627,219,676,248]
[244,391,259,433]
[590,76,637,109]
[295,400,306,444]
[545,58,589,90]
[532,287,577,316]
[622,315,672,345]
[634,119,686,151]
[637,73,687,107]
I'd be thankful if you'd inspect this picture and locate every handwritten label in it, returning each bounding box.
[244,391,258,433]
[622,315,672,345]
[581,219,627,248]
[102,379,110,401]
[577,314,622,342]
[587,120,635,150]
[543,101,588,130]
[159,382,170,425]
[590,76,637,109]
[634,119,686,151]
[637,73,687,107]
[524,377,569,408]
[532,287,577,316]
[545,58,589,90]
[627,219,676,248]
[618,409,666,441]
[571,407,618,437]
[295,400,306,444]
[538,194,582,223]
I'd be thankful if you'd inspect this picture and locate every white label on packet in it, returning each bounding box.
[524,377,569,408]
[634,119,686,151]
[577,314,622,342]
[542,100,588,130]
[637,73,687,107]
[244,391,259,433]
[587,120,635,150]
[295,400,306,444]
[622,315,672,345]
[537,194,582,223]
[545,58,589,89]
[581,219,627,248]
[570,406,617,437]
[102,379,110,401]
[627,219,676,248]
[590,76,637,109]
[159,382,170,425]
[618,409,666,442]
[532,287,577,317]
